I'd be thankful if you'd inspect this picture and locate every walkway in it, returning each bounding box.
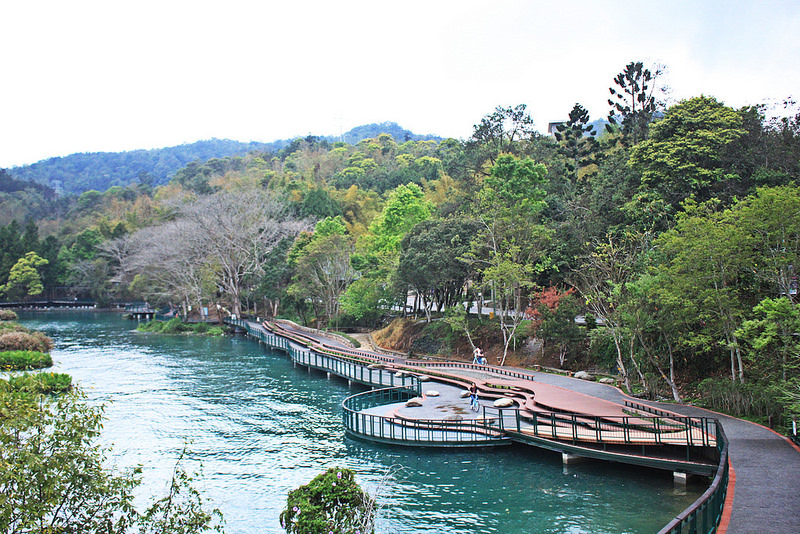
[239,319,800,533]
[497,368,800,533]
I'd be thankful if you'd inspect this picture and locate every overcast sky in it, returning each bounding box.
[2,0,798,168]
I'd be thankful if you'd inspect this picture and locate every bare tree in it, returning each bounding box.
[108,189,309,317]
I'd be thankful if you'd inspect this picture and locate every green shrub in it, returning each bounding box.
[0,309,19,321]
[280,467,375,534]
[0,330,54,352]
[2,372,72,394]
[206,326,225,336]
[138,319,224,336]
[698,377,783,424]
[0,350,53,370]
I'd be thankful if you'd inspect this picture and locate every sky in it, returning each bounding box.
[2,0,799,168]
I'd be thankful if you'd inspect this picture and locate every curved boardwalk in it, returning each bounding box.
[232,318,799,533]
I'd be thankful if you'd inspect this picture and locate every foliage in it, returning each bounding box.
[0,251,49,299]
[0,350,53,370]
[0,387,224,533]
[697,377,783,423]
[606,61,664,144]
[280,467,375,534]
[629,96,746,207]
[137,318,225,336]
[0,309,18,321]
[1,371,72,394]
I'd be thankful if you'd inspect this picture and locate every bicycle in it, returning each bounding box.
[470,394,480,412]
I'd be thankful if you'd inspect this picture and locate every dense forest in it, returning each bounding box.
[7,122,440,196]
[2,61,799,432]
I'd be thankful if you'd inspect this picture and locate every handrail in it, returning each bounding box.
[658,425,729,534]
[405,360,537,382]
[342,386,508,446]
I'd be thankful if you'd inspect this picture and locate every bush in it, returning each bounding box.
[0,331,54,353]
[137,319,225,336]
[697,377,783,424]
[0,309,19,321]
[280,467,375,534]
[2,372,72,394]
[0,350,53,370]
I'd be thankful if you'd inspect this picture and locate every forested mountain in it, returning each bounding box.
[6,122,440,196]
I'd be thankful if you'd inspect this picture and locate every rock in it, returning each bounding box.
[444,414,463,421]
[367,363,384,370]
[460,390,471,398]
[425,390,440,397]
[599,377,616,384]
[416,375,431,382]
[405,398,423,407]
[395,371,407,378]
[493,398,516,408]
[574,371,595,381]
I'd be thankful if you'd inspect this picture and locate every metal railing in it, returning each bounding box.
[511,410,719,448]
[342,386,509,446]
[405,360,537,382]
[226,318,416,389]
[658,425,730,534]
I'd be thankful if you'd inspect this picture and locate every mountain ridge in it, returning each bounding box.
[7,122,442,195]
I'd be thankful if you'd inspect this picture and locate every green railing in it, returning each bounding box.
[658,425,729,534]
[226,317,416,389]
[342,386,509,446]
[507,410,719,449]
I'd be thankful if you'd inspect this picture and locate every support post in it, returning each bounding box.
[673,471,688,486]
[562,452,586,465]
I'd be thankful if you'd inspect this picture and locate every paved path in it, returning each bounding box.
[277,324,800,533]
[492,364,800,534]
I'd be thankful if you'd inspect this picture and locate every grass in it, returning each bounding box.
[1,372,72,394]
[138,318,226,336]
[0,350,53,370]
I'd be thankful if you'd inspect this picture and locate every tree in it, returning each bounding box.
[468,154,552,365]
[737,297,800,382]
[119,189,309,317]
[0,387,223,533]
[572,235,646,393]
[629,96,746,207]
[342,183,432,320]
[0,251,48,300]
[555,103,600,180]
[396,218,479,322]
[465,104,538,175]
[528,286,583,368]
[655,200,750,383]
[280,467,375,534]
[288,225,357,328]
[606,61,664,144]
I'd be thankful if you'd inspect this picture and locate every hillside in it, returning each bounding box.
[7,122,442,196]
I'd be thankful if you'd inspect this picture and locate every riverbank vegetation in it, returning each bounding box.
[137,317,226,336]
[2,61,799,431]
[0,384,224,532]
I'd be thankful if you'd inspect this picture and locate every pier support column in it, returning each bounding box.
[562,452,586,466]
[348,379,352,387]
[327,372,331,379]
[673,471,688,486]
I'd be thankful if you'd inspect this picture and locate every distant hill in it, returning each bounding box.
[7,122,442,196]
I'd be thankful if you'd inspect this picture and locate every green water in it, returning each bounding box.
[18,311,704,533]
